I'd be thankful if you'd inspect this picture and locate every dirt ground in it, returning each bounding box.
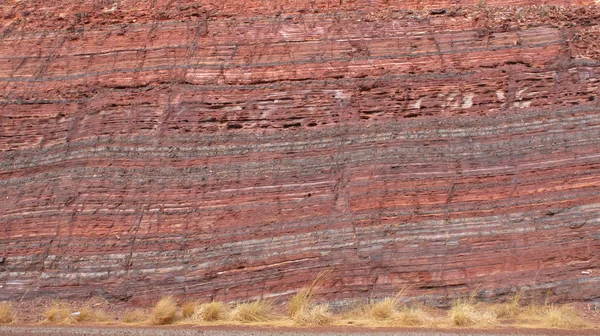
[1,325,600,336]
[3,296,600,335]
[7,297,600,325]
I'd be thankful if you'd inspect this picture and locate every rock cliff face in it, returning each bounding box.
[1,0,600,305]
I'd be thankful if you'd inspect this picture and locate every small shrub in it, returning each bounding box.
[231,300,273,323]
[43,302,72,324]
[293,303,333,325]
[150,296,178,325]
[192,301,228,322]
[121,309,147,323]
[181,301,197,319]
[0,302,15,324]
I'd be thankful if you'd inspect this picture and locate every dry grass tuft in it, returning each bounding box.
[149,296,178,325]
[73,306,109,323]
[365,286,412,321]
[0,302,15,324]
[191,301,228,322]
[231,300,273,323]
[519,303,590,329]
[368,297,398,321]
[43,302,73,324]
[288,270,332,318]
[293,303,334,325]
[449,299,496,327]
[448,300,476,327]
[288,270,335,325]
[288,289,312,317]
[339,304,367,321]
[539,305,589,329]
[121,309,147,324]
[394,306,434,327]
[494,293,522,319]
[181,301,197,319]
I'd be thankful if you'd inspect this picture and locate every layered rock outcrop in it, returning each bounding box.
[1,0,600,305]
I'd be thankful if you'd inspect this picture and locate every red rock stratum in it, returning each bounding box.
[1,0,600,305]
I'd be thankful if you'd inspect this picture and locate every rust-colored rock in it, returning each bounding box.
[1,1,599,305]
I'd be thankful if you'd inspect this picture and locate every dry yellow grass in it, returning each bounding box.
[367,297,398,321]
[393,306,434,327]
[181,301,197,319]
[494,293,522,319]
[43,302,72,324]
[539,305,589,329]
[231,300,273,323]
[0,302,15,324]
[517,303,590,329]
[293,303,334,325]
[73,306,109,323]
[339,303,366,321]
[149,296,178,325]
[288,271,338,326]
[191,301,228,322]
[487,292,590,330]
[338,302,434,328]
[448,299,497,327]
[364,286,413,322]
[6,289,595,330]
[121,309,147,324]
[288,270,332,318]
[288,289,312,317]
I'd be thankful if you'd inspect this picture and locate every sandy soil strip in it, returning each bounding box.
[0,326,599,336]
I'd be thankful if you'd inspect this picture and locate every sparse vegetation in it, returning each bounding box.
[287,270,335,325]
[149,296,178,325]
[73,306,108,323]
[538,305,589,329]
[518,302,590,329]
[121,308,147,324]
[490,293,589,329]
[292,303,333,325]
[494,293,522,319]
[0,302,15,324]
[191,301,228,322]
[43,302,72,324]
[448,299,497,327]
[181,301,197,319]
[3,288,596,330]
[288,270,331,318]
[367,297,398,321]
[393,306,433,327]
[288,288,312,317]
[231,300,273,323]
[364,286,412,322]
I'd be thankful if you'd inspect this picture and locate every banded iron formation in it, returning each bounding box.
[1,0,600,305]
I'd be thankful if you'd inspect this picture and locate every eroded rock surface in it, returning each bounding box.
[1,0,600,305]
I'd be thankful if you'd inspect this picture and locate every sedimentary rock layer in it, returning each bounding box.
[1,1,600,305]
